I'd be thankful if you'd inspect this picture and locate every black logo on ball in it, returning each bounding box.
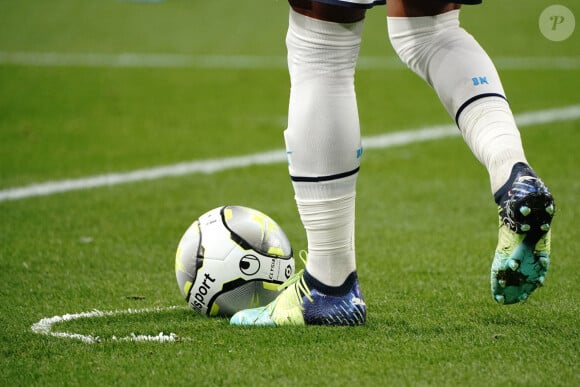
[239,255,260,276]
[285,264,292,279]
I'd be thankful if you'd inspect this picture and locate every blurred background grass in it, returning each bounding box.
[0,1,578,385]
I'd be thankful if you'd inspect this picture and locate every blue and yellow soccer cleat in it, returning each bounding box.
[230,266,366,326]
[491,163,555,304]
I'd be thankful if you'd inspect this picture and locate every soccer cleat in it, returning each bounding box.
[491,163,555,305]
[230,265,366,326]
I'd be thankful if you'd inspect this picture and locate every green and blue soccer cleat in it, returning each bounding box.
[230,267,366,327]
[491,163,555,304]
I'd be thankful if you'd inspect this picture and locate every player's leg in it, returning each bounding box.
[231,0,374,326]
[284,0,364,291]
[387,0,555,304]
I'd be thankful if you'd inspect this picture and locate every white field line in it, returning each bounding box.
[31,306,188,344]
[1,51,580,70]
[1,104,579,203]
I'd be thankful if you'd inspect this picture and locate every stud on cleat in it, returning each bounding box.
[508,259,520,271]
[537,276,545,286]
[519,206,531,216]
[541,224,550,232]
[520,224,531,232]
[539,256,550,268]
[518,293,529,301]
[546,204,555,215]
[498,279,507,288]
[495,295,505,304]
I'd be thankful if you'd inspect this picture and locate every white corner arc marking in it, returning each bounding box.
[31,306,188,344]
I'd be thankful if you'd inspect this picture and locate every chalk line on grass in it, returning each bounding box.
[2,52,580,70]
[2,104,579,203]
[31,306,189,344]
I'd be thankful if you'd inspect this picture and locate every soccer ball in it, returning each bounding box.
[175,205,294,317]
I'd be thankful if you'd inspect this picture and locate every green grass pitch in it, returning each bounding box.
[1,0,579,385]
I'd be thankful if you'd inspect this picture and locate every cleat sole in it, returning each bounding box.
[492,164,554,305]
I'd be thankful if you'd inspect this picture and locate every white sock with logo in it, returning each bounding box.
[388,10,526,194]
[285,9,363,287]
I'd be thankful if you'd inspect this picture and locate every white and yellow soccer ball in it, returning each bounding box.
[175,205,294,317]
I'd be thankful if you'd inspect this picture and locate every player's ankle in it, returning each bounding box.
[303,270,359,297]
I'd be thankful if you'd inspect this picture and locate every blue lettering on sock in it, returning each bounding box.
[472,76,489,86]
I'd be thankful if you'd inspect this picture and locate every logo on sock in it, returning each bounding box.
[472,76,489,86]
[285,150,292,165]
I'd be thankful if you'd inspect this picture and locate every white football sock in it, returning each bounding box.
[285,9,363,287]
[387,10,526,194]
[457,97,527,193]
[285,9,363,178]
[387,10,505,119]
[295,186,357,288]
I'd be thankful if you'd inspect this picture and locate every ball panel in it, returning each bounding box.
[223,206,292,258]
[175,220,202,300]
[198,208,238,262]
